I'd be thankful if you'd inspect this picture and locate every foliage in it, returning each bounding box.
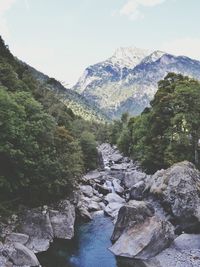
[113,73,200,173]
[0,36,101,212]
[80,131,98,171]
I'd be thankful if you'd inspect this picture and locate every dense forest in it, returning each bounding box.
[0,36,104,214]
[112,73,200,173]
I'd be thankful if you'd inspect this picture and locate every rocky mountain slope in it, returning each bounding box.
[23,63,108,122]
[73,47,200,118]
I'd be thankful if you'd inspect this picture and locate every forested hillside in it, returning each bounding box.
[111,73,200,173]
[0,36,103,214]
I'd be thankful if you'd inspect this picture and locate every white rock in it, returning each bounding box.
[104,193,125,204]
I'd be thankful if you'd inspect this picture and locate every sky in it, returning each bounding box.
[0,0,200,86]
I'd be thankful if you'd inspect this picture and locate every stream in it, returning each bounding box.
[38,144,146,267]
[38,214,145,267]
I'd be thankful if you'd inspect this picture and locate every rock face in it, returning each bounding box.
[49,200,75,240]
[147,161,200,231]
[110,200,175,260]
[19,208,53,253]
[18,201,76,254]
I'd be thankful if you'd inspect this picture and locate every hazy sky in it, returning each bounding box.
[0,0,200,86]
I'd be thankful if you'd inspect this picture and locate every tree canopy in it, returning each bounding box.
[113,73,200,173]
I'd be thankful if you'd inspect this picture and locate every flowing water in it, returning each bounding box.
[38,214,145,267]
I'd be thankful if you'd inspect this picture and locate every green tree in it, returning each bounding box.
[80,131,98,171]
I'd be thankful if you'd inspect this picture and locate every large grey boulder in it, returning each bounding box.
[104,193,125,205]
[19,208,53,253]
[110,200,175,260]
[104,202,123,219]
[80,185,93,198]
[88,201,101,212]
[130,181,146,201]
[110,153,123,163]
[9,242,39,266]
[111,200,154,242]
[49,200,75,240]
[95,184,111,195]
[82,170,102,181]
[123,170,147,188]
[5,233,29,245]
[110,164,127,171]
[112,179,124,194]
[147,161,200,231]
[77,206,92,221]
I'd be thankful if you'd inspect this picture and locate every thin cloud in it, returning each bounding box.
[161,37,200,60]
[119,0,166,20]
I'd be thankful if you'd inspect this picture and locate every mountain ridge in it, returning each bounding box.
[72,47,200,118]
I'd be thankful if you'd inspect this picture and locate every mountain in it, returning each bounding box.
[23,64,108,122]
[73,47,200,118]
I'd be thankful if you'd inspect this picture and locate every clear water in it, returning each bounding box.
[38,214,146,267]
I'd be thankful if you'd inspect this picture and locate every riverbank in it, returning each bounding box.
[1,143,200,267]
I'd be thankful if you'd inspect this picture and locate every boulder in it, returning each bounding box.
[111,200,154,242]
[103,180,115,193]
[80,185,93,198]
[104,193,125,205]
[144,234,200,267]
[104,203,123,219]
[77,207,92,221]
[9,242,39,266]
[111,164,127,171]
[95,184,111,195]
[110,217,175,260]
[109,170,126,180]
[130,181,146,200]
[112,179,124,194]
[5,233,29,245]
[82,170,102,181]
[123,170,147,188]
[91,196,102,202]
[148,161,200,232]
[88,201,101,212]
[19,208,54,253]
[49,201,75,239]
[99,202,106,210]
[0,255,12,267]
[110,200,175,260]
[110,153,123,163]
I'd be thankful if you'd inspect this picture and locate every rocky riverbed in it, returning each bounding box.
[1,143,200,267]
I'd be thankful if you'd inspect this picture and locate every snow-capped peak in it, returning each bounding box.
[109,46,150,69]
[141,50,166,64]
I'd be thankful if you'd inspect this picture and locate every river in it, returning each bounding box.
[38,213,145,267]
[38,144,147,267]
